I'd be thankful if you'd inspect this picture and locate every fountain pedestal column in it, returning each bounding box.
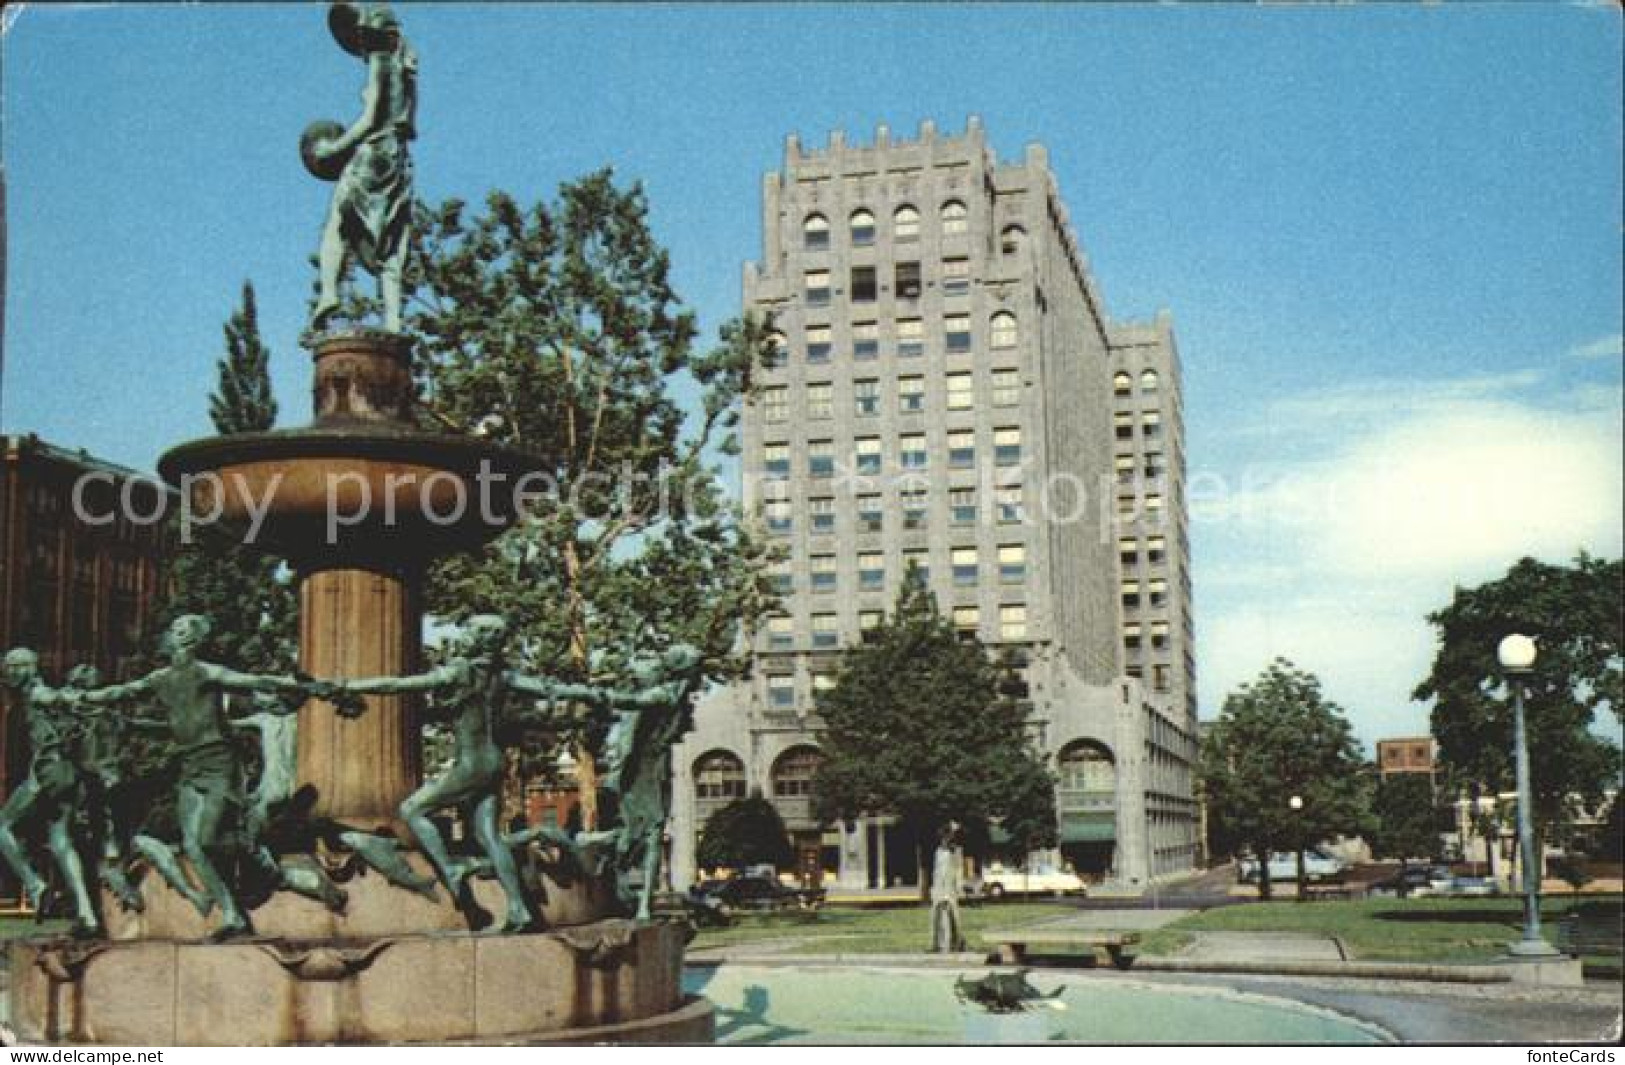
[298,565,422,826]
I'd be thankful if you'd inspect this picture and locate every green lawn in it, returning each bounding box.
[1153,895,1621,962]
[691,901,1076,955]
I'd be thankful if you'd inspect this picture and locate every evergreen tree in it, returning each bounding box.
[155,281,297,672]
[1199,660,1371,899]
[812,573,1056,894]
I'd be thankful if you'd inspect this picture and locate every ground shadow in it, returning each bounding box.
[1372,909,1522,926]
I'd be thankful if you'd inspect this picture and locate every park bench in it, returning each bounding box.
[981,930,1140,969]
[1557,902,1623,975]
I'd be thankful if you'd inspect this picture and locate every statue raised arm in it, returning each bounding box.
[304,2,417,333]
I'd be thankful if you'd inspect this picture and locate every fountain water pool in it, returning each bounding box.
[685,965,1391,1045]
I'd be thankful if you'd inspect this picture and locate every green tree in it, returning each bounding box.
[1369,773,1442,866]
[1415,554,1622,849]
[156,281,296,672]
[812,574,1056,897]
[696,792,794,873]
[1199,660,1371,900]
[394,175,777,824]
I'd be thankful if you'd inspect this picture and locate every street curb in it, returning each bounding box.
[1129,956,1513,983]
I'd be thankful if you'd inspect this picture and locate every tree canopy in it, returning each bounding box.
[1415,554,1622,836]
[812,574,1056,887]
[1368,773,1442,864]
[156,281,296,673]
[329,174,778,823]
[696,792,794,873]
[1199,659,1371,898]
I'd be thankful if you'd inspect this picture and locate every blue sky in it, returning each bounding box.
[3,3,1621,746]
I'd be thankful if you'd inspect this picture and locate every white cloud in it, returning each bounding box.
[1569,333,1623,360]
[1195,377,1622,745]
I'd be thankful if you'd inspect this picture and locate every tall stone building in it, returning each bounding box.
[672,119,1197,891]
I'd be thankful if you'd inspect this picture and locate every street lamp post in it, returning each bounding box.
[1289,795,1306,902]
[1497,633,1560,958]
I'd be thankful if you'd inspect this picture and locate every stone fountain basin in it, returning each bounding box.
[158,424,542,564]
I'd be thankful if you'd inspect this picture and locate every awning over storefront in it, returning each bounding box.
[1060,813,1116,843]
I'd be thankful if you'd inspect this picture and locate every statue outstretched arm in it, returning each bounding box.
[504,674,603,702]
[340,662,460,696]
[74,674,157,706]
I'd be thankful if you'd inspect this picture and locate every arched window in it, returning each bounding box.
[1113,372,1133,396]
[1057,740,1116,795]
[1139,369,1160,393]
[1000,225,1026,255]
[990,312,1018,349]
[893,204,920,240]
[694,750,747,801]
[803,214,829,251]
[771,745,824,798]
[849,209,876,246]
[941,200,968,236]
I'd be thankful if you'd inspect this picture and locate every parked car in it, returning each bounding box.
[689,875,825,914]
[1431,875,1501,898]
[972,863,1088,899]
[1369,864,1453,898]
[1237,850,1347,884]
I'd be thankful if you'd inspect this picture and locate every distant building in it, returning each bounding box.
[0,434,170,795]
[671,119,1197,892]
[1377,736,1437,784]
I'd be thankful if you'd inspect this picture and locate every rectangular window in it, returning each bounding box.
[898,376,925,413]
[766,615,793,651]
[998,544,1026,583]
[904,549,930,583]
[763,441,790,478]
[897,318,925,358]
[851,266,877,303]
[806,324,832,364]
[942,257,970,296]
[1151,620,1170,649]
[805,270,830,307]
[1121,580,1141,608]
[768,559,793,595]
[764,386,788,424]
[901,487,928,529]
[1142,410,1163,439]
[812,613,840,649]
[809,496,835,535]
[859,610,884,643]
[1119,537,1139,567]
[812,671,836,699]
[853,321,879,361]
[854,378,879,416]
[999,604,1027,642]
[946,372,974,411]
[945,314,971,354]
[1145,452,1166,480]
[996,486,1024,524]
[950,488,977,526]
[952,605,979,639]
[808,439,834,479]
[1115,454,1136,485]
[992,368,1020,407]
[1153,664,1171,693]
[768,674,796,708]
[1123,622,1142,651]
[1147,536,1166,564]
[900,434,928,470]
[810,555,837,593]
[807,382,833,420]
[764,499,791,534]
[1114,412,1134,440]
[994,427,1022,466]
[855,436,882,475]
[1149,577,1168,607]
[1145,494,1165,521]
[952,546,979,586]
[858,552,884,591]
[895,261,922,299]
[948,429,976,469]
[857,494,883,533]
